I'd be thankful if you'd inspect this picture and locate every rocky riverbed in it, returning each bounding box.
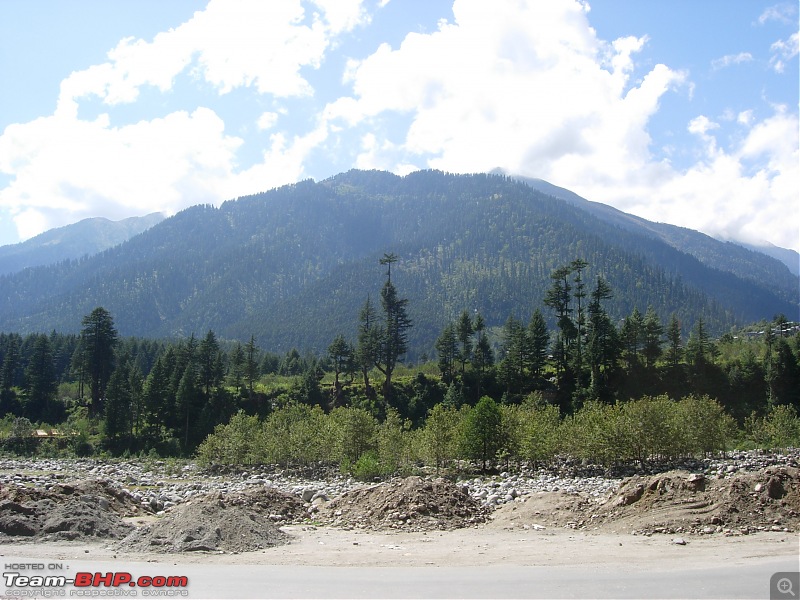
[0,449,798,551]
[2,449,798,511]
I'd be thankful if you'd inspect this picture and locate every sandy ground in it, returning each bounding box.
[2,524,798,570]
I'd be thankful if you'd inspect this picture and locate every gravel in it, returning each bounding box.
[1,448,798,515]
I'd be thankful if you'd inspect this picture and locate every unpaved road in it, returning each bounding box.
[3,527,798,598]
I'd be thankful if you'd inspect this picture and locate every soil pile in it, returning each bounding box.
[0,479,141,541]
[217,486,309,524]
[320,476,490,531]
[492,466,800,536]
[118,489,296,553]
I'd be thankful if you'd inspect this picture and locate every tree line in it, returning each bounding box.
[0,257,798,463]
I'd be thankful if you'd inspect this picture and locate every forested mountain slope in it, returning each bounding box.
[517,175,800,294]
[0,213,165,276]
[0,170,796,356]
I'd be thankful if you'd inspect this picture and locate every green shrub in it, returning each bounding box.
[745,405,800,450]
[351,451,383,481]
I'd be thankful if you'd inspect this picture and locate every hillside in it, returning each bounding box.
[516,175,799,297]
[0,170,796,356]
[0,213,164,276]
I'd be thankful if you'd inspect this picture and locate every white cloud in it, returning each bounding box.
[688,115,719,137]
[711,52,753,70]
[0,107,243,237]
[324,0,797,252]
[770,32,799,73]
[56,0,371,111]
[737,110,754,126]
[231,121,331,196]
[0,0,376,241]
[257,112,280,131]
[327,0,685,188]
[757,3,797,25]
[0,0,797,256]
[641,108,799,250]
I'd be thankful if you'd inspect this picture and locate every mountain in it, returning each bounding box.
[0,213,165,276]
[0,170,796,358]
[737,241,799,277]
[514,175,799,301]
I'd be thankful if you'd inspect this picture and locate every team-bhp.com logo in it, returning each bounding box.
[4,564,189,597]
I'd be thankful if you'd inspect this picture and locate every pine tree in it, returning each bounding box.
[498,316,526,395]
[355,297,381,397]
[462,396,503,472]
[456,309,474,375]
[527,309,549,380]
[664,313,683,370]
[244,335,260,396]
[435,323,458,384]
[328,334,355,407]
[586,277,619,402]
[642,306,664,369]
[544,265,575,376]
[0,335,21,416]
[228,343,245,391]
[23,335,57,422]
[197,330,224,402]
[105,358,133,453]
[471,313,494,375]
[79,307,118,417]
[175,363,200,452]
[620,307,644,370]
[376,254,412,401]
[686,317,711,371]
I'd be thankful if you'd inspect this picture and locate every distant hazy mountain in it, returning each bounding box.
[737,241,799,277]
[513,175,800,294]
[0,170,796,356]
[0,213,165,275]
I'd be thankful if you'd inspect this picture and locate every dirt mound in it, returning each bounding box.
[490,491,600,531]
[118,490,293,553]
[492,466,800,536]
[599,466,800,535]
[0,479,140,541]
[221,486,308,524]
[320,476,490,531]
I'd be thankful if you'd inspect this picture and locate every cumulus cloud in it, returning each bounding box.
[57,0,371,111]
[0,0,797,254]
[328,0,685,179]
[0,108,242,235]
[0,0,371,241]
[324,0,797,251]
[644,108,799,250]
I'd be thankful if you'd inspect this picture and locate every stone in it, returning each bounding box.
[765,476,785,500]
[672,537,687,545]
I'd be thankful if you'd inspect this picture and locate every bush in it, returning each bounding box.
[675,394,736,456]
[195,410,262,466]
[519,396,561,465]
[351,451,383,481]
[620,395,680,463]
[460,396,503,472]
[745,405,800,450]
[419,403,461,469]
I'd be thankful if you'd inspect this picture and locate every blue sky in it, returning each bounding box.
[0,0,797,252]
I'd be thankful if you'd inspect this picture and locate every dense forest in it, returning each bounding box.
[0,171,797,360]
[1,256,798,472]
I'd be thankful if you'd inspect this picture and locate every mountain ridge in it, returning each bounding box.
[508,173,800,283]
[0,213,165,276]
[0,170,795,356]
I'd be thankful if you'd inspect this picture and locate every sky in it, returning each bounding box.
[0,0,798,253]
